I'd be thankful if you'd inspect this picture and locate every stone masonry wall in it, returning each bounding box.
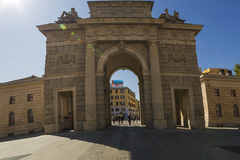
[45,44,86,75]
[158,44,199,73]
[161,76,204,128]
[0,81,44,138]
[44,77,85,125]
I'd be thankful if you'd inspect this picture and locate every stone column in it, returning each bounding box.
[138,81,145,125]
[104,82,111,127]
[84,41,97,131]
[147,40,167,129]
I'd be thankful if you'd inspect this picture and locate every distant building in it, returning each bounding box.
[110,86,139,118]
[201,68,240,127]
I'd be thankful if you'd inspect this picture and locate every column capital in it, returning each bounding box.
[147,40,159,46]
[84,40,97,48]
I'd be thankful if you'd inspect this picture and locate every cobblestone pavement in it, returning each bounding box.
[0,121,240,160]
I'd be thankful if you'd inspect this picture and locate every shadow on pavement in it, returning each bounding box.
[0,132,44,143]
[0,154,31,160]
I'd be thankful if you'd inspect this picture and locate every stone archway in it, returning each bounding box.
[97,46,149,73]
[97,45,148,128]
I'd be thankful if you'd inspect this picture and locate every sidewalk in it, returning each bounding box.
[0,122,239,160]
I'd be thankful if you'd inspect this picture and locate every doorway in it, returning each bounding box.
[174,89,190,128]
[59,91,73,130]
[171,87,195,129]
[54,87,77,133]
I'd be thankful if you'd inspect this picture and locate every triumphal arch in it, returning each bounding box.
[37,1,205,133]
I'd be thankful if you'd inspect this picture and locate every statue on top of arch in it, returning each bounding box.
[55,8,81,24]
[159,8,185,24]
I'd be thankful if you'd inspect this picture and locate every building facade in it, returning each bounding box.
[110,87,139,118]
[36,1,205,133]
[0,76,44,138]
[201,68,240,127]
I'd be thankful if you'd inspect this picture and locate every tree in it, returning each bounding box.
[233,63,240,76]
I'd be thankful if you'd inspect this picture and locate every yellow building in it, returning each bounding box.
[110,87,139,118]
[201,68,240,127]
[0,76,44,138]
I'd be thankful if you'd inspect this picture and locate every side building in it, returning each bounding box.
[0,76,44,138]
[110,87,139,118]
[200,68,240,127]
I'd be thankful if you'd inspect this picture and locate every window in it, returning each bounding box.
[230,90,236,97]
[9,112,15,126]
[110,90,112,93]
[28,109,34,123]
[233,104,239,117]
[111,108,114,112]
[120,102,125,105]
[115,96,119,99]
[128,90,129,93]
[116,102,118,106]
[28,94,33,101]
[214,89,219,96]
[115,90,118,93]
[216,104,222,117]
[10,96,15,104]
[121,95,125,99]
[116,108,119,112]
[121,108,125,111]
[111,102,113,106]
[110,96,113,99]
[120,90,124,93]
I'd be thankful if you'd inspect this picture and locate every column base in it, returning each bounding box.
[83,121,97,131]
[141,118,146,125]
[97,120,106,130]
[146,119,153,129]
[44,124,55,134]
[195,120,205,130]
[77,121,84,131]
[153,119,167,129]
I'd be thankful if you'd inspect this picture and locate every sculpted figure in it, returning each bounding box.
[55,8,80,24]
[159,8,185,24]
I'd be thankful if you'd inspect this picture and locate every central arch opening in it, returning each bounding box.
[98,48,149,127]
[109,69,140,125]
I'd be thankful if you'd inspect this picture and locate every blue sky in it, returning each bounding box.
[0,0,240,100]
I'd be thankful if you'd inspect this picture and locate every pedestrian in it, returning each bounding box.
[113,115,115,124]
[119,115,121,125]
[121,114,124,125]
[128,114,131,125]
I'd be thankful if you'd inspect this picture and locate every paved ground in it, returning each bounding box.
[0,121,240,160]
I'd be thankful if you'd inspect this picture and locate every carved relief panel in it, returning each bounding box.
[168,53,187,63]
[87,26,157,36]
[56,53,77,65]
[157,30,194,41]
[47,31,85,42]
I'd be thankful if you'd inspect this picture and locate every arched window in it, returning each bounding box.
[216,104,222,117]
[233,104,239,117]
[9,112,15,126]
[28,109,34,123]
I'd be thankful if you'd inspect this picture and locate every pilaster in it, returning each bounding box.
[84,41,97,131]
[147,40,167,129]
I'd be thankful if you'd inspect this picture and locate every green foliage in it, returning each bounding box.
[233,63,240,76]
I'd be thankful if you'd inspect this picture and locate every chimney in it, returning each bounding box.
[218,69,225,75]
[225,70,232,76]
